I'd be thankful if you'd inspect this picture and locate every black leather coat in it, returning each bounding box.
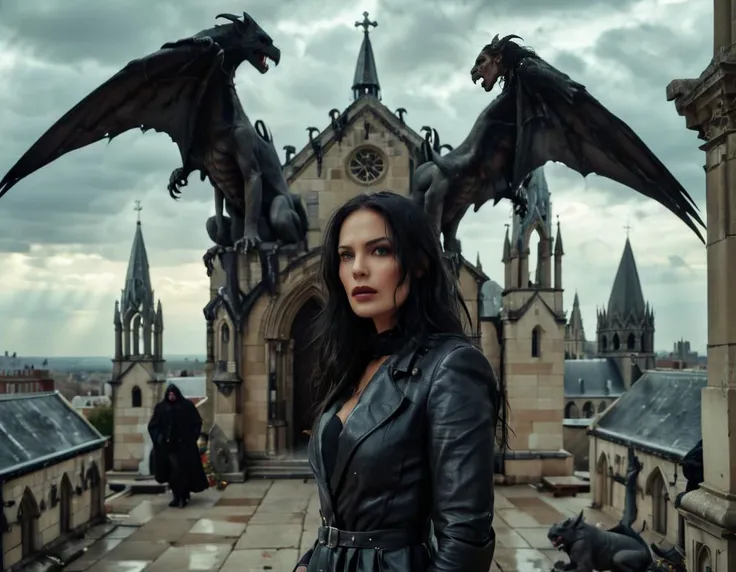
[297,334,499,572]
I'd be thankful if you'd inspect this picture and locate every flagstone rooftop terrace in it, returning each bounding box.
[52,480,667,572]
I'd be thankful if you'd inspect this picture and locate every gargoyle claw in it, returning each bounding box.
[167,167,189,200]
[233,230,261,253]
[203,246,220,277]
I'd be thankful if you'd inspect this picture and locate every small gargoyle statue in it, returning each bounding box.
[547,511,652,572]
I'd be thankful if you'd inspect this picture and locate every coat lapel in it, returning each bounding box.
[309,399,341,519]
[328,347,422,494]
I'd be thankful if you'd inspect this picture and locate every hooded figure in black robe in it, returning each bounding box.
[148,384,209,507]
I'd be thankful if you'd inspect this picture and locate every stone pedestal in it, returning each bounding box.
[667,38,736,571]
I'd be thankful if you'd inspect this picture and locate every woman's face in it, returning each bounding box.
[337,208,409,332]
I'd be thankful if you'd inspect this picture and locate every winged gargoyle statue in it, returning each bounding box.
[0,12,307,267]
[410,34,705,260]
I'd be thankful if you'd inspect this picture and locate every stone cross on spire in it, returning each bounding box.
[623,220,631,238]
[355,11,377,34]
[134,200,142,224]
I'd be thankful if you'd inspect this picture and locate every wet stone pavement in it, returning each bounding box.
[61,480,611,572]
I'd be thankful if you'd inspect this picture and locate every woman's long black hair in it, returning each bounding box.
[308,191,468,415]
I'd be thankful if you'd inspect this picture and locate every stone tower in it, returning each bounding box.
[595,237,655,387]
[667,5,736,567]
[109,202,166,473]
[500,167,572,482]
[565,292,587,359]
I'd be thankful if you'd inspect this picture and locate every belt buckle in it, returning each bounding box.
[326,526,339,549]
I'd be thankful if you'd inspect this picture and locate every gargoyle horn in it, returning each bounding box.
[255,119,271,142]
[492,34,523,48]
[573,510,584,527]
[328,108,340,120]
[432,128,441,151]
[420,126,433,143]
[216,13,249,29]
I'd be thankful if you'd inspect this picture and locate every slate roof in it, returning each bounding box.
[564,358,625,397]
[0,392,106,479]
[589,369,706,459]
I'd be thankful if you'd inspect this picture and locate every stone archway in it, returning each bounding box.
[259,265,324,456]
[290,297,324,454]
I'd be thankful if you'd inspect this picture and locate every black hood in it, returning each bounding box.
[163,384,184,402]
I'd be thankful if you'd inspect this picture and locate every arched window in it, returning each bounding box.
[582,401,594,418]
[613,334,620,351]
[650,470,668,535]
[531,327,541,358]
[641,333,647,352]
[597,401,607,414]
[601,336,608,352]
[528,229,541,287]
[87,463,103,520]
[626,333,636,350]
[18,487,40,559]
[564,402,580,419]
[59,474,73,534]
[131,386,142,408]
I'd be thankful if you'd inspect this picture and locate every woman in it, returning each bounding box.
[295,191,500,572]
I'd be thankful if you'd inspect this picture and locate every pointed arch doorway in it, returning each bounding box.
[290,297,323,455]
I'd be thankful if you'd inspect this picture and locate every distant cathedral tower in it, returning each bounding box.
[565,292,587,359]
[109,202,166,473]
[499,167,572,481]
[596,235,655,387]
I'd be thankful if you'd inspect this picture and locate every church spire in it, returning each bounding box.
[121,201,154,320]
[114,202,162,361]
[352,11,381,100]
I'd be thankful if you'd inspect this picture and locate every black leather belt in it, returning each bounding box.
[317,525,427,550]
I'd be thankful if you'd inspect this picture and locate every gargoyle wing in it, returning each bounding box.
[511,57,705,242]
[0,38,224,199]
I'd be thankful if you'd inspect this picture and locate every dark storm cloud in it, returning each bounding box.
[0,0,337,65]
[593,23,711,90]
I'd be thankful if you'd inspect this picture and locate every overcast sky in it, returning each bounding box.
[0,0,711,357]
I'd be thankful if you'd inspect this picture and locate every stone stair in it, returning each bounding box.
[246,456,314,480]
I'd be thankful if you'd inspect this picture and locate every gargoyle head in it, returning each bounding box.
[214,12,281,73]
[547,510,585,551]
[471,34,522,92]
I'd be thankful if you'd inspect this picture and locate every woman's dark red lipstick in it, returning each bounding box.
[352,286,377,300]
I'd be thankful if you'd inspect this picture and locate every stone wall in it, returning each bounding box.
[562,423,590,471]
[589,436,686,548]
[1,449,106,570]
[501,292,571,481]
[112,362,164,472]
[289,113,413,250]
